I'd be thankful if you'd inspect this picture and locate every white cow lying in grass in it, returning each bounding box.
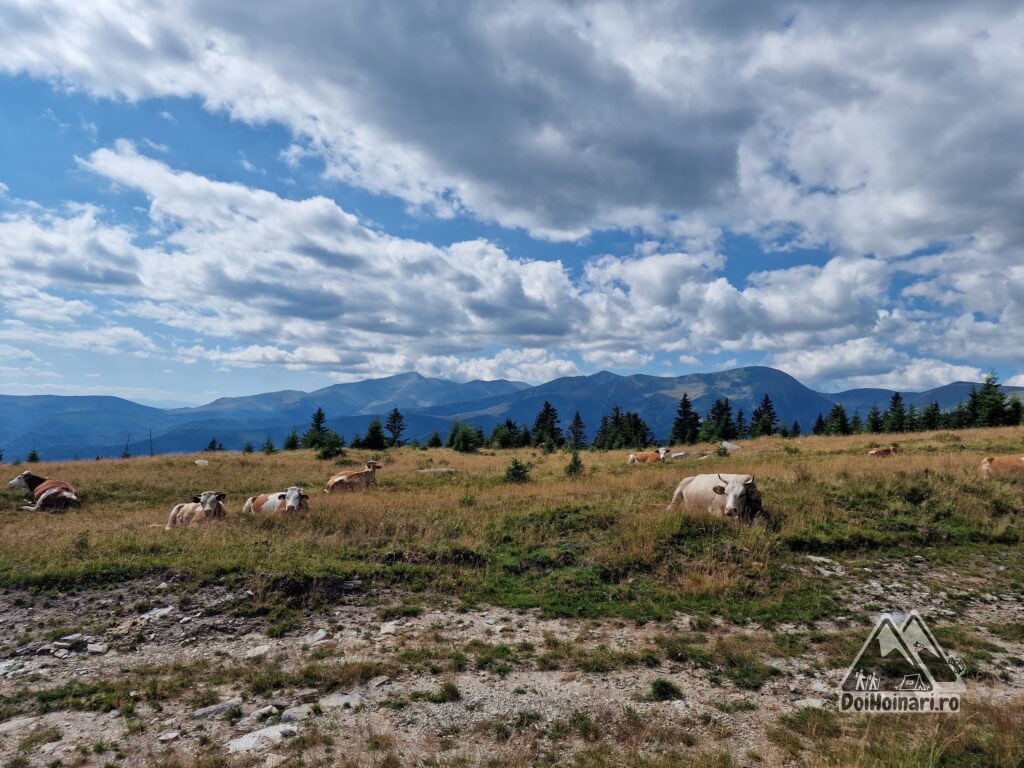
[165,491,226,530]
[242,486,309,514]
[666,473,762,521]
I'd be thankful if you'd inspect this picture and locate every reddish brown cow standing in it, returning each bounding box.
[7,471,79,511]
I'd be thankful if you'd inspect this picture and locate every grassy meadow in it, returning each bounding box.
[2,426,1022,624]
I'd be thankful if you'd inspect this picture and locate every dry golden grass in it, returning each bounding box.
[1,425,1022,621]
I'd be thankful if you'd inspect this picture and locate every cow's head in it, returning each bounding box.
[7,471,31,489]
[283,486,309,513]
[191,491,226,517]
[365,461,384,470]
[712,474,760,519]
[657,447,669,460]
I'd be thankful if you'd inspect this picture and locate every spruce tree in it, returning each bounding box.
[866,403,884,433]
[283,428,300,451]
[790,420,801,437]
[850,411,864,434]
[975,372,1010,426]
[825,404,850,435]
[362,417,387,450]
[426,431,443,448]
[26,448,39,463]
[670,393,701,445]
[812,413,826,435]
[532,401,564,447]
[301,407,329,449]
[884,392,906,433]
[699,398,736,442]
[385,408,407,447]
[920,402,942,431]
[261,436,277,454]
[567,411,587,450]
[749,394,778,438]
[735,409,747,440]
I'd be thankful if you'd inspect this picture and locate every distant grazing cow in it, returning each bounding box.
[627,448,669,464]
[667,473,762,521]
[7,471,79,512]
[326,461,384,493]
[165,491,226,530]
[868,446,898,457]
[242,486,310,514]
[979,455,1024,479]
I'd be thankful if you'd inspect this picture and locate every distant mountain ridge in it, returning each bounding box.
[1,368,1021,461]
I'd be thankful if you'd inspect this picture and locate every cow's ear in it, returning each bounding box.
[712,485,725,495]
[216,492,226,500]
[277,493,286,500]
[300,494,309,500]
[191,495,201,503]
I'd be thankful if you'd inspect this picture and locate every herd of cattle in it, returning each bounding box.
[5,450,1024,526]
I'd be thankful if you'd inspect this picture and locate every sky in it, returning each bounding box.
[1,1,1023,406]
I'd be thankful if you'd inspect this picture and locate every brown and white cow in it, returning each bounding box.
[666,472,762,521]
[868,446,898,457]
[326,461,384,493]
[979,455,1024,479]
[165,491,226,530]
[242,486,310,514]
[7,471,80,512]
[627,448,669,464]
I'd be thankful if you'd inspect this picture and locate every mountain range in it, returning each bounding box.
[1,367,1021,461]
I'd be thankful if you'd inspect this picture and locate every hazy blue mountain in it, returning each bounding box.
[1,368,1021,461]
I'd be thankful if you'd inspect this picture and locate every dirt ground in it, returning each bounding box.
[1,553,1022,768]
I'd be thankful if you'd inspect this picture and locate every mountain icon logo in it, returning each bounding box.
[839,611,966,713]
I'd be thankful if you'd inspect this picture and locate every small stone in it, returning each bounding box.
[319,692,363,710]
[264,755,288,768]
[368,675,390,687]
[793,697,828,709]
[250,705,279,721]
[226,724,297,754]
[87,643,109,655]
[293,688,320,703]
[379,621,400,636]
[281,704,312,722]
[60,633,83,642]
[193,696,244,720]
[308,628,327,643]
[158,731,180,743]
[788,683,797,693]
[245,644,274,659]
[179,616,192,624]
[52,641,72,650]
[810,682,834,697]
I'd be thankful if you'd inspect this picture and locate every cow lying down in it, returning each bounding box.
[165,491,226,530]
[666,473,762,521]
[242,486,309,514]
[7,471,79,512]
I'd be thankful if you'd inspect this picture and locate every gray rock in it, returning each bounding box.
[379,621,400,636]
[319,692,363,710]
[250,705,279,721]
[368,675,390,687]
[157,731,180,743]
[281,704,312,722]
[811,682,834,697]
[227,724,297,754]
[794,697,828,709]
[193,696,244,720]
[307,629,327,643]
[293,688,320,703]
[245,644,274,659]
[87,643,109,655]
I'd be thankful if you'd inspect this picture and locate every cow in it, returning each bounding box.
[165,491,226,530]
[7,471,79,512]
[868,446,898,457]
[242,486,310,514]
[326,461,384,493]
[627,448,669,464]
[666,472,762,521]
[979,455,1024,480]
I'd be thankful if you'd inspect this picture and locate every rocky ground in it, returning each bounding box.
[1,555,1022,768]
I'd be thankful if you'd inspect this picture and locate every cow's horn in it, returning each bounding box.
[717,473,726,483]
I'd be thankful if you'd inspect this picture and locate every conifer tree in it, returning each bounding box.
[884,392,906,433]
[283,428,300,451]
[385,408,407,447]
[567,411,587,450]
[812,413,826,435]
[866,403,884,433]
[825,404,850,435]
[749,394,778,438]
[532,401,564,448]
[670,393,701,444]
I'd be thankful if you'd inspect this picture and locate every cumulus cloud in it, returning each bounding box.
[771,337,984,392]
[0,1,1020,254]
